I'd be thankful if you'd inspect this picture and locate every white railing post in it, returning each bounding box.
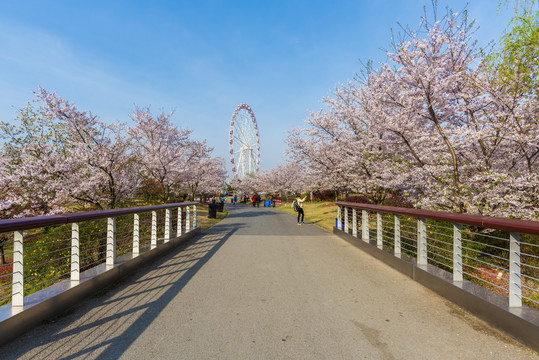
[193,204,197,229]
[394,215,401,257]
[362,209,368,242]
[344,207,349,233]
[151,211,157,249]
[164,209,171,243]
[337,206,342,229]
[186,206,190,232]
[71,223,80,282]
[133,213,140,256]
[12,230,24,308]
[352,208,357,237]
[177,207,182,235]
[417,218,427,266]
[453,223,463,282]
[509,232,522,308]
[377,212,383,249]
[106,217,116,269]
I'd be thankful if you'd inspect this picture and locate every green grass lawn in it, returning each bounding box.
[196,204,228,231]
[275,200,337,232]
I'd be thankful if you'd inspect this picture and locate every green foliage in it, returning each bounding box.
[23,225,71,295]
[0,102,70,157]
[488,1,539,96]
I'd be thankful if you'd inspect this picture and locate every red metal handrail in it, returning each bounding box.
[0,202,198,233]
[336,202,539,235]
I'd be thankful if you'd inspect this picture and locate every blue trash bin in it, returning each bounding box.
[264,200,270,207]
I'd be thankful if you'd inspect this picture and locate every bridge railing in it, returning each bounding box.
[0,202,198,310]
[335,202,539,309]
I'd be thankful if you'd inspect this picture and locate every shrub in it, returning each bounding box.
[344,195,373,204]
[383,197,414,208]
[312,190,334,201]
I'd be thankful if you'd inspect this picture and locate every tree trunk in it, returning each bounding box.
[0,234,8,264]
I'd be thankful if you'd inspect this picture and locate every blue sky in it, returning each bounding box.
[0,1,513,176]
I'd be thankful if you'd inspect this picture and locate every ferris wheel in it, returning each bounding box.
[229,103,260,178]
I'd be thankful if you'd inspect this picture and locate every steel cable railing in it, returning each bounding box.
[336,202,539,309]
[0,202,198,309]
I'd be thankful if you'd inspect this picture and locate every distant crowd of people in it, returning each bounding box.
[209,194,282,208]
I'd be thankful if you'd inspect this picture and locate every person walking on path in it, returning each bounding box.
[295,194,307,225]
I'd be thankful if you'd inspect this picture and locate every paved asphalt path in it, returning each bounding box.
[0,205,536,359]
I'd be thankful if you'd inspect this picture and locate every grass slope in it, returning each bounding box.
[275,201,337,232]
[196,204,228,231]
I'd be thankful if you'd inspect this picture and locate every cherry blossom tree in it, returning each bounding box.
[465,62,539,218]
[0,103,70,217]
[182,143,227,200]
[36,88,140,209]
[363,11,485,211]
[183,140,224,197]
[129,107,199,202]
[286,7,538,218]
[0,103,72,265]
[255,162,312,200]
[365,9,538,216]
[286,80,401,203]
[229,174,259,195]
